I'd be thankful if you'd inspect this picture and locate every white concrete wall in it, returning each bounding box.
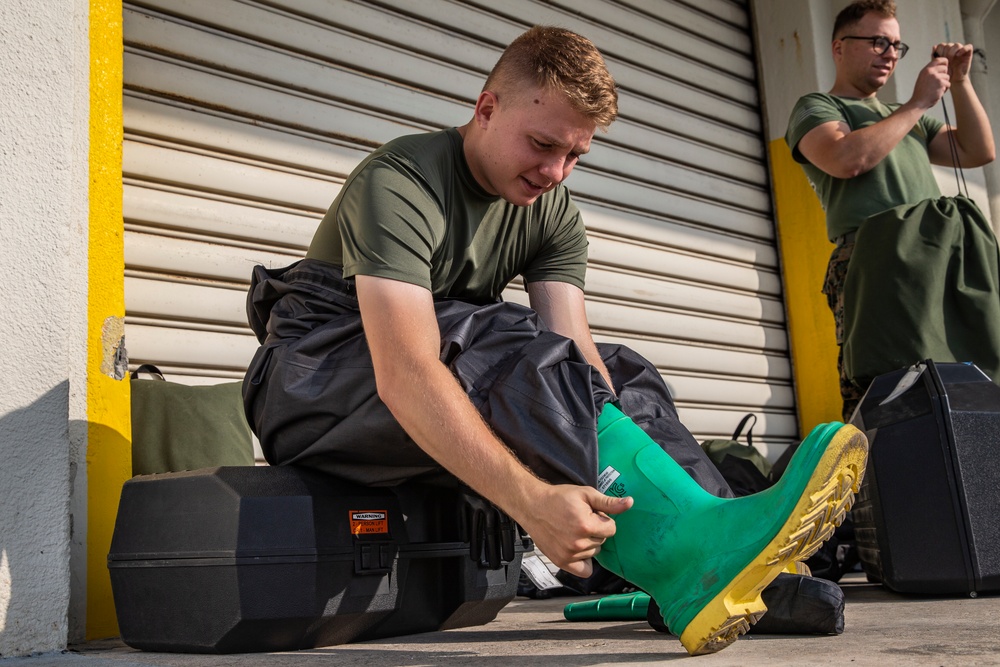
[0,0,90,657]
[755,0,833,129]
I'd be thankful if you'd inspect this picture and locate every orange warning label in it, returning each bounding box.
[349,510,389,536]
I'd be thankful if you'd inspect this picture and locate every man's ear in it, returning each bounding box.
[473,90,499,129]
[832,38,843,61]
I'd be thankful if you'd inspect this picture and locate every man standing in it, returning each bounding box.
[246,26,867,655]
[786,0,995,421]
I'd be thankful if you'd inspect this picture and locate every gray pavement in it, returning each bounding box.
[5,573,1000,666]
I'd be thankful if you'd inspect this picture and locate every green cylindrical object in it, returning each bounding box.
[563,592,651,621]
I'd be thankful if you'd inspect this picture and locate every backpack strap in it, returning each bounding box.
[731,413,757,448]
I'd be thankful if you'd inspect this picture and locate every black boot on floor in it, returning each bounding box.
[646,573,845,636]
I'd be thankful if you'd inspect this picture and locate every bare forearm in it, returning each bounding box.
[527,280,614,393]
[808,56,953,179]
[825,104,928,178]
[575,335,615,394]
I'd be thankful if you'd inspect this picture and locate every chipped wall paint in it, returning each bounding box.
[100,317,127,381]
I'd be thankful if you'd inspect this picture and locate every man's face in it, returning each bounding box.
[467,86,596,207]
[833,13,902,96]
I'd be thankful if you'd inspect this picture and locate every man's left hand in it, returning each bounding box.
[933,42,974,83]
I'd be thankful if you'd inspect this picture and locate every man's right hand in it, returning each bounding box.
[514,483,633,578]
[909,54,951,111]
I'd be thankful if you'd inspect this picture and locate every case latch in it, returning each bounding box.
[354,541,396,575]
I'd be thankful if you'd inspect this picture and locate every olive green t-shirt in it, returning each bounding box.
[785,93,944,241]
[307,128,588,302]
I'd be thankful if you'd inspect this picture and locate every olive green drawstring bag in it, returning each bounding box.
[842,195,1000,389]
[130,364,255,476]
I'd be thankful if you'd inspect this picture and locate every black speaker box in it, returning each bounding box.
[850,360,1000,595]
[107,466,529,653]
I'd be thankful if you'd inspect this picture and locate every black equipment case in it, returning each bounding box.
[107,466,530,653]
[850,360,1000,595]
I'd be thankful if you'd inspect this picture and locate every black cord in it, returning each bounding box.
[936,50,970,198]
[940,93,969,197]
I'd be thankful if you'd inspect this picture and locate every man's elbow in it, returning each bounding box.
[371,363,408,413]
[832,166,866,179]
[960,152,995,169]
[372,356,440,416]
[957,140,996,167]
[826,161,871,180]
[979,143,996,166]
[820,151,875,179]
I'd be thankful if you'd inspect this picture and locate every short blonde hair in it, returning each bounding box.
[484,26,618,128]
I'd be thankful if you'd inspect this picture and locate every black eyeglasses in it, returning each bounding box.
[841,35,909,59]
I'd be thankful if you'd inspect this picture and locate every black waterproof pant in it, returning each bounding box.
[243,259,732,497]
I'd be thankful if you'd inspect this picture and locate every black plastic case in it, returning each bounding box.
[107,466,530,653]
[850,360,1000,595]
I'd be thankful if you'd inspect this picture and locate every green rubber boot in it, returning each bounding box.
[593,403,867,655]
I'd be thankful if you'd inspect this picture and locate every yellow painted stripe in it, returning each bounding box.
[87,0,128,640]
[768,138,843,433]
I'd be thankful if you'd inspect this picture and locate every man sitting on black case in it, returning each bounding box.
[243,25,868,655]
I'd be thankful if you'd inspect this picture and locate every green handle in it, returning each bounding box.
[563,591,651,621]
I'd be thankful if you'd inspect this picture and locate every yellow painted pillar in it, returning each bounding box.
[768,139,843,432]
[87,0,128,639]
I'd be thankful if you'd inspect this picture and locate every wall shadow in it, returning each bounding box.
[0,382,71,657]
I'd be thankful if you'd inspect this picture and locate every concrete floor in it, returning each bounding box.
[5,573,1000,667]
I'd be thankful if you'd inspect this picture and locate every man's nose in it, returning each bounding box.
[539,158,566,184]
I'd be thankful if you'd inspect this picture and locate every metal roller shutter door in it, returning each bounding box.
[122,0,797,457]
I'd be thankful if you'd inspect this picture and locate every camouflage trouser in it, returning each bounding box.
[822,240,867,422]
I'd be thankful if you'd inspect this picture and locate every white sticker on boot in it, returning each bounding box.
[597,465,621,494]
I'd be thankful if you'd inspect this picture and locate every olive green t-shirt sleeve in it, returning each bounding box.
[786,93,844,162]
[522,192,588,291]
[918,113,944,146]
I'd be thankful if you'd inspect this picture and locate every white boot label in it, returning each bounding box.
[597,465,621,494]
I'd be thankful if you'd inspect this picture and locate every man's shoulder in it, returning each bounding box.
[365,128,469,198]
[786,92,845,151]
[794,91,836,105]
[375,128,458,164]
[789,92,842,124]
